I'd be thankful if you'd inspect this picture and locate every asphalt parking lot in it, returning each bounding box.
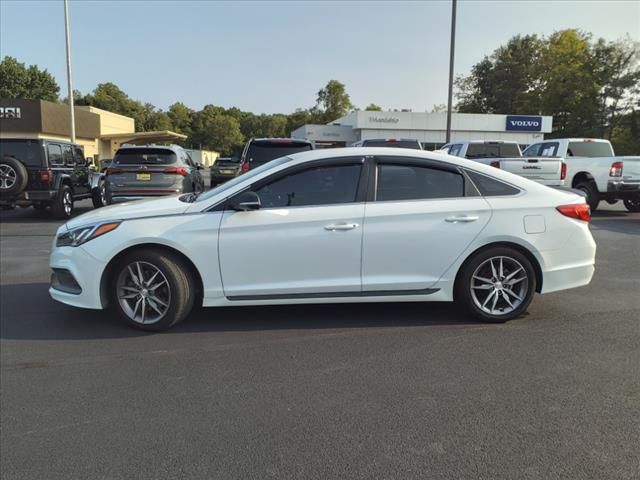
[1,200,638,480]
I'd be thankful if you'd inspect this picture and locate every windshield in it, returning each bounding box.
[194,156,292,202]
[114,148,177,165]
[246,142,312,165]
[0,139,43,167]
[363,140,422,149]
[465,143,521,158]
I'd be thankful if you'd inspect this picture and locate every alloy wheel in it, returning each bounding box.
[117,261,171,325]
[470,256,529,316]
[0,165,17,190]
[63,191,73,216]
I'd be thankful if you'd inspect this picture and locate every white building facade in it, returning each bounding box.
[292,111,553,149]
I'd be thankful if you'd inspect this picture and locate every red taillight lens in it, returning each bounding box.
[38,169,52,183]
[490,161,500,168]
[609,161,623,177]
[241,161,250,173]
[561,161,567,180]
[164,167,188,177]
[556,204,591,222]
[105,168,122,176]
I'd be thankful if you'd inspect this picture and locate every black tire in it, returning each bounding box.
[51,185,74,219]
[109,249,196,331]
[0,156,29,196]
[92,181,107,209]
[456,247,537,323]
[575,181,600,212]
[623,197,640,213]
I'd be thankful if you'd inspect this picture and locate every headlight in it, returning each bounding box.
[56,222,121,247]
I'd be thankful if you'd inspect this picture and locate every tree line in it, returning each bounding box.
[1,29,638,154]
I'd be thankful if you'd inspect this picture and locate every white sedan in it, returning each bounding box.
[49,148,596,331]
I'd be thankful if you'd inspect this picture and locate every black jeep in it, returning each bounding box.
[0,138,107,219]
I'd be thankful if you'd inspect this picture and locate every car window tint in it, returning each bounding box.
[376,164,464,201]
[62,145,74,165]
[448,144,462,157]
[47,144,64,166]
[74,147,85,164]
[466,170,520,196]
[255,164,361,208]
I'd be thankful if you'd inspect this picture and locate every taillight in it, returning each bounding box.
[556,204,591,222]
[241,161,250,173]
[490,161,500,168]
[164,167,188,177]
[105,168,122,176]
[561,161,567,180]
[39,169,52,184]
[609,161,623,177]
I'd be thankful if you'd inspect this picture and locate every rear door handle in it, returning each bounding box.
[445,215,479,223]
[324,223,359,231]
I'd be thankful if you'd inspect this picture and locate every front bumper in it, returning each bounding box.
[49,244,107,309]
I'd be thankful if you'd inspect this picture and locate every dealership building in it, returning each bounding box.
[0,99,219,165]
[292,111,553,150]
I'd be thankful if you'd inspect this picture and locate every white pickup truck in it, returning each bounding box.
[523,138,640,212]
[439,140,566,188]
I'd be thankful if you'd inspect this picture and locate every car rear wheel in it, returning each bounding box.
[457,247,536,323]
[575,181,600,212]
[51,185,74,219]
[111,250,195,331]
[623,198,640,213]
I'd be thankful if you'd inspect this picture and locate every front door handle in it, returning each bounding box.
[324,223,359,231]
[445,215,479,223]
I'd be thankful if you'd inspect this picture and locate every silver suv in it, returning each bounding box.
[105,144,205,203]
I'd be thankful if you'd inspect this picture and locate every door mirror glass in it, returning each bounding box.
[228,191,261,211]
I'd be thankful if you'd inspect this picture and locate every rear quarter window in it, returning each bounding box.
[0,140,43,167]
[466,170,520,196]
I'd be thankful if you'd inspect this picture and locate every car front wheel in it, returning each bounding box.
[457,247,536,323]
[110,250,195,331]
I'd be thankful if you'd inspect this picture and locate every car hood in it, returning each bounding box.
[65,195,190,230]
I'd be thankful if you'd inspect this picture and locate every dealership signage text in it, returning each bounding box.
[506,115,542,132]
[0,107,22,119]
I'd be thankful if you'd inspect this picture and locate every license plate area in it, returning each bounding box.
[136,173,152,181]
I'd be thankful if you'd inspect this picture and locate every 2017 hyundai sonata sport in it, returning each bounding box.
[49,148,596,331]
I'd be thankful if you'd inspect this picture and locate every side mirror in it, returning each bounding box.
[228,191,261,211]
[85,157,93,167]
[196,162,203,170]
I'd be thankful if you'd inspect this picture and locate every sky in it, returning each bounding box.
[1,0,638,115]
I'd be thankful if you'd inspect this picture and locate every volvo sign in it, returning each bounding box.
[506,115,542,131]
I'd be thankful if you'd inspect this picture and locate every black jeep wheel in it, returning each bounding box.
[52,185,74,219]
[0,156,28,197]
[92,181,107,208]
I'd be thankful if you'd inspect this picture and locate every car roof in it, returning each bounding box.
[250,138,312,144]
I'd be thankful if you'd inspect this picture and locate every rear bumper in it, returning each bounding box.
[210,173,237,183]
[607,180,640,199]
[0,190,56,205]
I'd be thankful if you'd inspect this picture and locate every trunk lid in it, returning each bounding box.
[498,156,563,183]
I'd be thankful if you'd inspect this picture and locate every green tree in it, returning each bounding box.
[315,80,354,122]
[365,103,382,111]
[167,102,194,136]
[0,56,60,101]
[191,108,244,155]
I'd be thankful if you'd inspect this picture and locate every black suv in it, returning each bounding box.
[0,139,106,219]
[239,138,314,173]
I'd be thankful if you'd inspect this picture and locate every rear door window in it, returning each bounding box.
[62,145,74,166]
[47,144,64,166]
[376,163,464,201]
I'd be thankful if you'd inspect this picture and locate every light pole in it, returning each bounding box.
[64,0,75,143]
[445,0,457,144]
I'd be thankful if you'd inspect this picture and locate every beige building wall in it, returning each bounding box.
[79,106,135,159]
